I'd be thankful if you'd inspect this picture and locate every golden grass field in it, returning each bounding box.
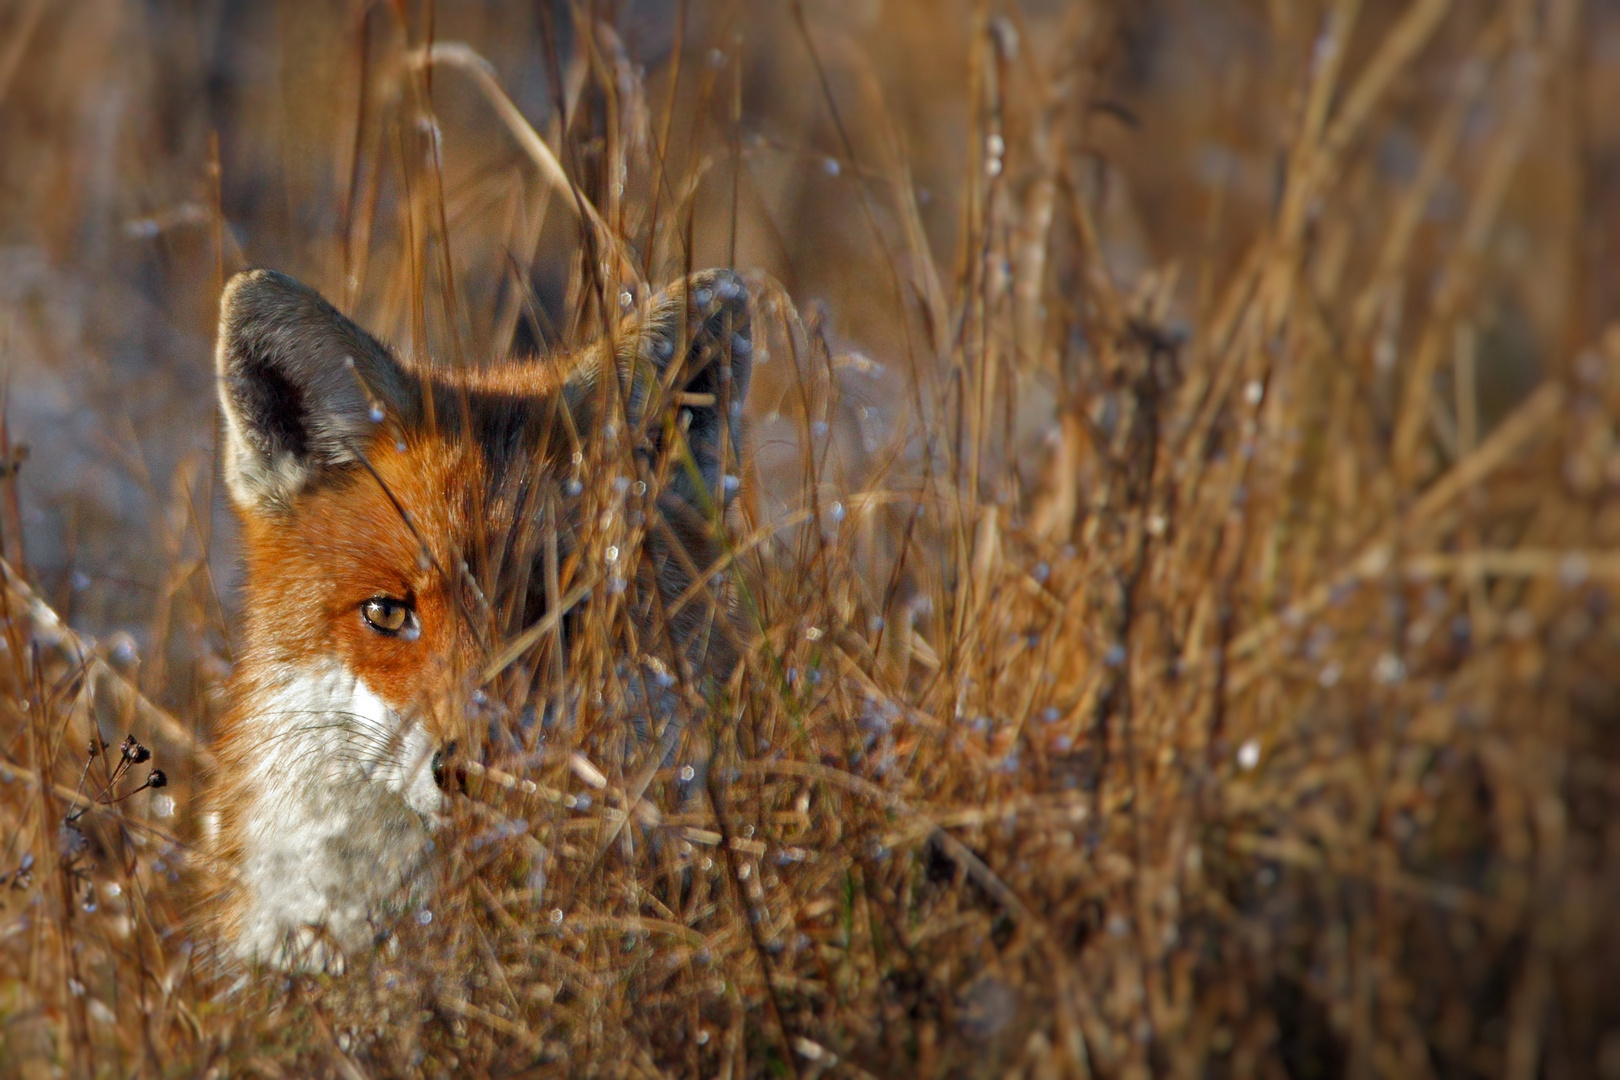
[1,0,1617,1076]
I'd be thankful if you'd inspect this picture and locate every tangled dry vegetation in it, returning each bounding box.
[1,1,1617,1076]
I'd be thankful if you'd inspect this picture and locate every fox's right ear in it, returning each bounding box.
[215,269,418,511]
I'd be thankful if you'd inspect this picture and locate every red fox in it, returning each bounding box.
[206,267,752,969]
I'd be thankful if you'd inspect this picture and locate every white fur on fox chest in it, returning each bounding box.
[229,659,443,968]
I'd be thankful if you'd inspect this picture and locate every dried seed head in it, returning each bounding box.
[146,769,167,790]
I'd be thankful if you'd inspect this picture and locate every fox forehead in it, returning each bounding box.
[242,430,482,592]
[241,363,584,559]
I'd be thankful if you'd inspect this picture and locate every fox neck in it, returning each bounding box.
[213,656,443,970]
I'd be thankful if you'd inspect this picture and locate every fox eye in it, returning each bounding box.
[431,742,459,791]
[361,597,419,639]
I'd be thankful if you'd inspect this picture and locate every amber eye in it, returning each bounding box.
[361,597,419,639]
[431,741,459,791]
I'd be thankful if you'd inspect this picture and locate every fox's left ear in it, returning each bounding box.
[627,269,753,514]
[215,269,419,511]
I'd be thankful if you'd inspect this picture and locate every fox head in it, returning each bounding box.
[209,267,752,966]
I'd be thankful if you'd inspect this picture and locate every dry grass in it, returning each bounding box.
[1,1,1617,1076]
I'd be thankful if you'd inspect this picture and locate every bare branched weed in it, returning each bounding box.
[1,1,1616,1076]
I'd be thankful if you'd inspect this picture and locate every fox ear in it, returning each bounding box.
[215,269,418,511]
[628,269,753,514]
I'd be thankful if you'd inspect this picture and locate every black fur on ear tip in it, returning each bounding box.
[217,269,319,352]
[626,268,757,515]
[214,268,418,507]
[217,269,408,399]
[671,268,754,393]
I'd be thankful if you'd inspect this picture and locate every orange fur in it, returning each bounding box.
[206,268,752,967]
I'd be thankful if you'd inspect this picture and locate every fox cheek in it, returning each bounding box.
[331,594,467,732]
[332,630,434,718]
